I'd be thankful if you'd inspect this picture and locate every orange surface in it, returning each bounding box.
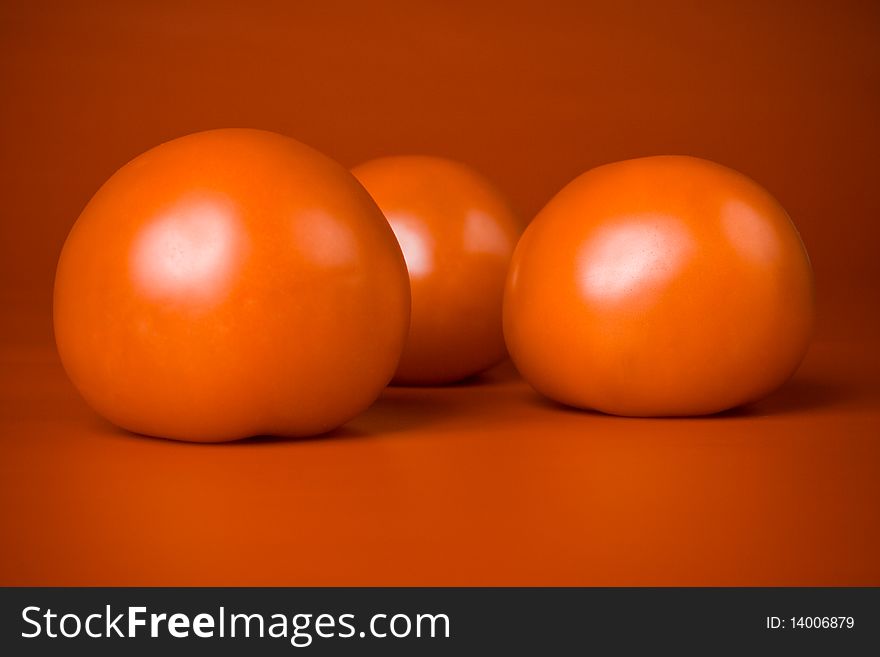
[1,0,879,585]
[1,340,879,585]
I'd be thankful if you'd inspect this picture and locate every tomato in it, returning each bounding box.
[503,156,814,416]
[54,129,410,442]
[352,156,523,385]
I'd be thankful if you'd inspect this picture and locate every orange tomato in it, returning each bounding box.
[504,156,814,416]
[54,129,410,442]
[352,156,523,385]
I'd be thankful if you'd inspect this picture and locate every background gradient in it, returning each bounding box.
[1,0,878,585]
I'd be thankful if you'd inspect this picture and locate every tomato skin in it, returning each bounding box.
[352,156,523,385]
[54,129,410,442]
[503,156,814,416]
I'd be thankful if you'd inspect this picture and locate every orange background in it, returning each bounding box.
[1,0,879,585]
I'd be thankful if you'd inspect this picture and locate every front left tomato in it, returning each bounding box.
[54,129,410,442]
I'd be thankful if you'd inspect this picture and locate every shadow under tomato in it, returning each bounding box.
[388,359,519,390]
[241,426,369,446]
[64,357,519,445]
[88,414,369,447]
[522,376,856,420]
[729,377,856,418]
[232,391,463,444]
[350,391,462,434]
[94,389,463,445]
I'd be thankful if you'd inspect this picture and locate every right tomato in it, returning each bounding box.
[503,156,814,416]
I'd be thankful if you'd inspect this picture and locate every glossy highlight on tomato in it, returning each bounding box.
[504,156,814,416]
[54,129,410,442]
[352,156,523,385]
